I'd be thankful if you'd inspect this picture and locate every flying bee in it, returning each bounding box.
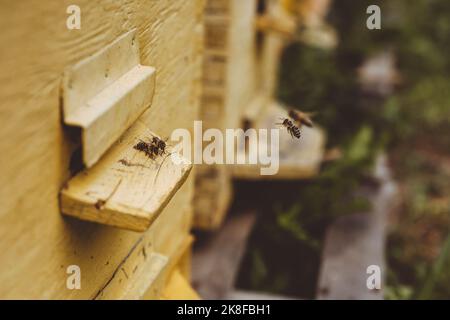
[288,109,315,128]
[276,118,302,139]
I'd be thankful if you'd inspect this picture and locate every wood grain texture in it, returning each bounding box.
[96,246,168,300]
[61,121,192,232]
[97,234,197,300]
[62,29,156,167]
[0,0,203,299]
[96,228,195,299]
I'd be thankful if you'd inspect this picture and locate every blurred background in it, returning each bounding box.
[195,0,450,300]
[1,0,449,300]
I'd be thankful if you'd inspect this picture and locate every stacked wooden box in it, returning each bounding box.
[0,0,204,299]
[195,0,326,229]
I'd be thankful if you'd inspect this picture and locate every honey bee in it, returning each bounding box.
[134,139,159,159]
[134,140,150,153]
[151,136,167,155]
[288,109,314,128]
[134,136,167,159]
[276,118,302,139]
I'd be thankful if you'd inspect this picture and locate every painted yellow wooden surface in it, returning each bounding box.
[161,269,201,300]
[0,0,203,299]
[96,250,168,300]
[195,0,297,228]
[62,29,157,167]
[195,0,258,229]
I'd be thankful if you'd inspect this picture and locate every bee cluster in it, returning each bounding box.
[133,136,167,159]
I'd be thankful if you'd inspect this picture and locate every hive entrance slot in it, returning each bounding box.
[62,29,156,168]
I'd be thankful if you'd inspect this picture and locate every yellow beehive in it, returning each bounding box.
[195,0,325,229]
[0,0,204,299]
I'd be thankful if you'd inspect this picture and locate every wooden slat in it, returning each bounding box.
[194,166,232,230]
[95,224,194,299]
[165,235,195,277]
[95,235,168,300]
[62,29,156,167]
[60,120,192,232]
[231,102,325,180]
[205,0,230,16]
[204,18,229,52]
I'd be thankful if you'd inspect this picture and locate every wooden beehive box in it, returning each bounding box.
[195,0,326,229]
[0,0,203,299]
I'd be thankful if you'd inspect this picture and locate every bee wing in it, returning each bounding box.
[301,118,314,128]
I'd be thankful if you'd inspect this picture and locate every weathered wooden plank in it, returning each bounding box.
[192,211,257,299]
[95,235,168,300]
[61,121,192,232]
[317,155,398,300]
[62,29,156,167]
[95,233,194,299]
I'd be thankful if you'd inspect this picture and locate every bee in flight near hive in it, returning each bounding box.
[288,109,315,128]
[276,118,302,139]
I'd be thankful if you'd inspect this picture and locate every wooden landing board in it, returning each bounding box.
[231,102,325,180]
[317,155,398,300]
[62,29,156,167]
[60,121,192,232]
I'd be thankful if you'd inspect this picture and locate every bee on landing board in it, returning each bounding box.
[288,109,315,128]
[134,139,159,159]
[276,118,302,139]
[134,136,168,159]
[152,136,167,155]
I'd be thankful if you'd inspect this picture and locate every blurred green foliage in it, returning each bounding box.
[238,0,450,299]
